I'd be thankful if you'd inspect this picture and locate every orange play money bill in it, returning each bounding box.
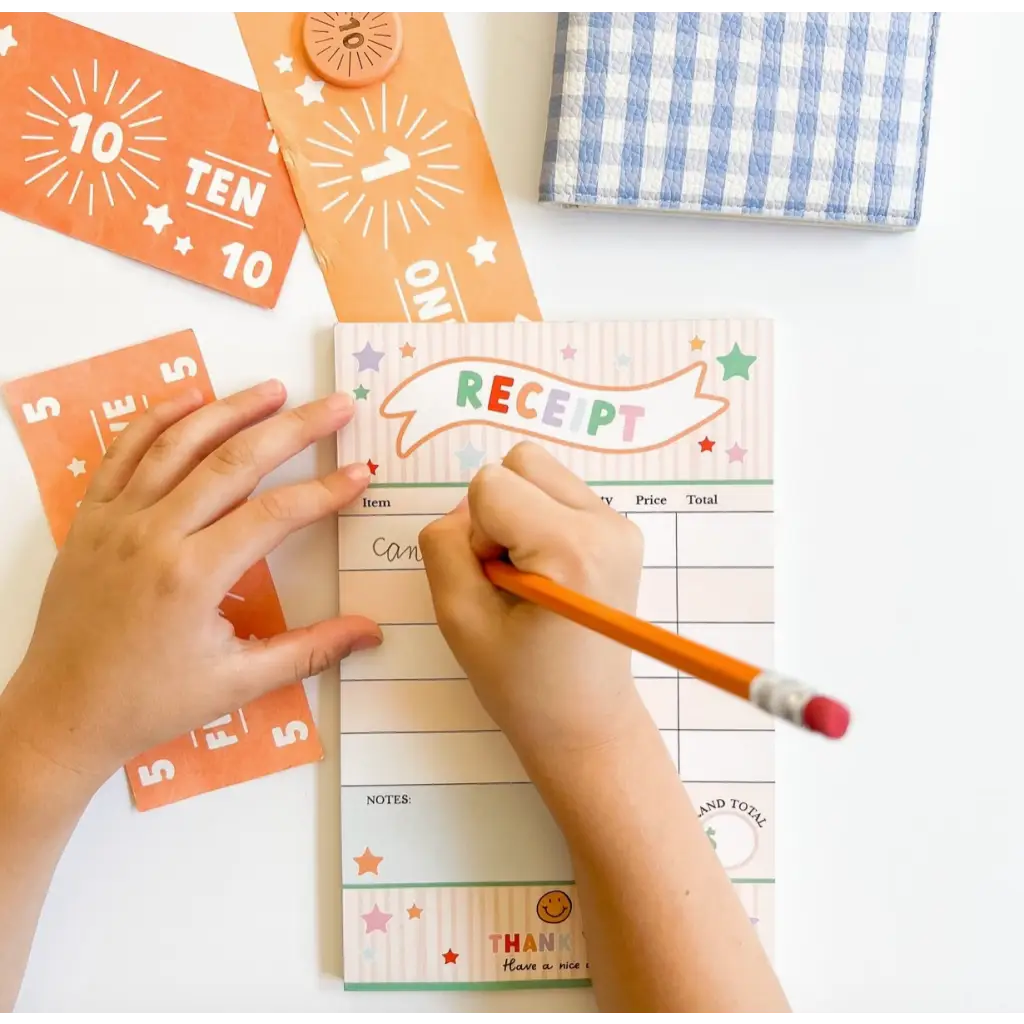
[2,331,323,811]
[236,13,541,323]
[0,13,303,308]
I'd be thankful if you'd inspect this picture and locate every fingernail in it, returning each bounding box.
[351,632,383,652]
[344,461,371,483]
[326,391,353,412]
[256,378,284,396]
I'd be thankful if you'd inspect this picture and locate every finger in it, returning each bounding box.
[86,388,206,503]
[119,380,288,511]
[232,615,382,700]
[419,501,506,623]
[158,392,355,534]
[466,464,575,570]
[501,441,604,511]
[197,462,371,592]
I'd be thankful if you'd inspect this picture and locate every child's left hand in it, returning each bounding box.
[0,380,379,788]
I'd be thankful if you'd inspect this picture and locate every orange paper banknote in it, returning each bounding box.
[236,12,540,323]
[2,331,323,810]
[0,13,303,307]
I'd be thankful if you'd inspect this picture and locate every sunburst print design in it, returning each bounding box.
[22,59,165,215]
[305,12,398,82]
[305,82,462,251]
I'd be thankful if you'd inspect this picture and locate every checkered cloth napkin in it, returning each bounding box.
[540,13,939,228]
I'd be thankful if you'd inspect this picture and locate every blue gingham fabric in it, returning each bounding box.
[540,13,939,228]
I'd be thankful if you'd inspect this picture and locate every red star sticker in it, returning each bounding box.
[366,459,378,475]
[442,948,459,965]
[698,437,715,453]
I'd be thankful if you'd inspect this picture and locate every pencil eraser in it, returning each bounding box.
[802,696,850,739]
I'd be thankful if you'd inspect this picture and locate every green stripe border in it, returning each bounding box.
[367,479,773,489]
[344,878,773,889]
[345,980,593,992]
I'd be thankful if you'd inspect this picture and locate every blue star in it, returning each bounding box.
[363,946,375,961]
[455,442,485,470]
[616,352,632,368]
[354,342,385,373]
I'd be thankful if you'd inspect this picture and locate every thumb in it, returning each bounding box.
[419,499,505,622]
[234,615,382,697]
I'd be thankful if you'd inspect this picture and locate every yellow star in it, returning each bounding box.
[407,904,423,919]
[353,847,383,876]
[690,336,705,351]
[400,342,416,358]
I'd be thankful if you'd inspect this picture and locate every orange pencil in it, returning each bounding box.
[482,560,850,740]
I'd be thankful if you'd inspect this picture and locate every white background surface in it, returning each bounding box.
[2,12,1021,1013]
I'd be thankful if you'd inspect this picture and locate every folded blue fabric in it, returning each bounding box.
[540,13,939,228]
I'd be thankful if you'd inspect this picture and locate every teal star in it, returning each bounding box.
[455,442,485,470]
[717,343,757,381]
[353,385,370,400]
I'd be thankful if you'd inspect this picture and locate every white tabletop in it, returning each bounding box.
[3,12,1021,1013]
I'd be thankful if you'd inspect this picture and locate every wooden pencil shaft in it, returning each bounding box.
[483,561,760,701]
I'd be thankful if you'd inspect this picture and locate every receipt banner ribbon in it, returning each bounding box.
[381,358,729,457]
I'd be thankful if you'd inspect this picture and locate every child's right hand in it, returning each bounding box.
[419,442,654,775]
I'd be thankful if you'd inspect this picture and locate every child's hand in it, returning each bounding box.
[419,442,652,773]
[1,381,380,786]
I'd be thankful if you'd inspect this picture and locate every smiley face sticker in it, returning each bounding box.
[536,889,573,925]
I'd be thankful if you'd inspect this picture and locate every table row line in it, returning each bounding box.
[339,510,773,570]
[340,568,775,626]
[341,622,774,681]
[339,728,774,787]
[341,676,773,733]
[343,484,774,517]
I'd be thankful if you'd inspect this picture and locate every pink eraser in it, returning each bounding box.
[802,696,850,739]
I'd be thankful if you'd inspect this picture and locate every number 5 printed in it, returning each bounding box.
[160,357,198,383]
[21,397,61,423]
[137,759,175,786]
[272,721,309,747]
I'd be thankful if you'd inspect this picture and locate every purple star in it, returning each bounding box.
[726,442,748,464]
[560,344,576,360]
[361,903,392,934]
[354,342,385,373]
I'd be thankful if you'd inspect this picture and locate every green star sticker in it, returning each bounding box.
[353,385,370,400]
[717,343,757,381]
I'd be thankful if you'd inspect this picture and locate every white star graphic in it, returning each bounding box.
[143,204,173,235]
[514,314,531,322]
[266,121,280,155]
[173,235,193,255]
[467,236,497,267]
[294,75,325,106]
[273,53,293,74]
[0,25,16,58]
[66,457,86,478]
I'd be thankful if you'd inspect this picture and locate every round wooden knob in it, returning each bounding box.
[302,13,403,87]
